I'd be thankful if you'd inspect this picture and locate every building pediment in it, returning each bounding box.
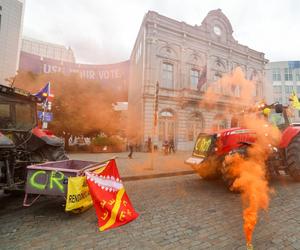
[198,9,237,45]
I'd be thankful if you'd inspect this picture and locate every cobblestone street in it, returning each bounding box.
[1,163,300,249]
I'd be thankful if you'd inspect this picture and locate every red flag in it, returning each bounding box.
[197,65,207,91]
[86,159,138,231]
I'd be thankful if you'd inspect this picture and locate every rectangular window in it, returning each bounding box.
[284,68,293,81]
[231,85,240,97]
[285,85,294,94]
[162,63,173,88]
[256,84,260,97]
[273,86,282,94]
[190,69,199,90]
[0,103,10,118]
[272,68,281,81]
[295,69,300,81]
[15,103,35,130]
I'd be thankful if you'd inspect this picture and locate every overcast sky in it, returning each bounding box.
[23,0,300,64]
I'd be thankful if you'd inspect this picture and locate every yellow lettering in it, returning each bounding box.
[108,199,115,206]
[119,211,126,221]
[126,209,132,217]
[100,200,107,208]
[101,211,108,220]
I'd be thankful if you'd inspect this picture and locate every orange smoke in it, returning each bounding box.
[202,67,281,245]
[234,117,280,244]
[201,67,255,110]
[226,152,270,244]
[13,71,126,140]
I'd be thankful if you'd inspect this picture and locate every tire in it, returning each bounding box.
[35,145,68,162]
[30,151,44,163]
[221,159,237,191]
[221,150,247,192]
[194,156,221,180]
[286,134,300,181]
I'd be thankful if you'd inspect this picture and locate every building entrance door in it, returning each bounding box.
[158,110,175,146]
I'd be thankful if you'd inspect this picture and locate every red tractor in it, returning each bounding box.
[185,103,300,188]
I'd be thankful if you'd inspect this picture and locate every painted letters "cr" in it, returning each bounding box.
[29,170,47,190]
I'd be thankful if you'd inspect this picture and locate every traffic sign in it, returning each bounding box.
[38,111,53,122]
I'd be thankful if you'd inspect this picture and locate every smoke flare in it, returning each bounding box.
[202,67,281,245]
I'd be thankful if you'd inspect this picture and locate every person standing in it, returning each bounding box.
[169,138,175,153]
[147,137,152,153]
[163,140,169,155]
[128,142,133,159]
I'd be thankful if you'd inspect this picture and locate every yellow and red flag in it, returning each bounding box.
[86,159,138,231]
[65,175,93,213]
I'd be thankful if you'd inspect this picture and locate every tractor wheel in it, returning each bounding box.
[221,150,248,192]
[221,159,237,191]
[194,156,221,180]
[30,151,44,163]
[286,134,300,181]
[34,146,68,162]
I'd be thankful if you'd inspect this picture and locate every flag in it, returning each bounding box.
[86,159,138,231]
[65,176,93,213]
[289,91,300,110]
[197,66,207,91]
[154,81,159,127]
[34,82,51,100]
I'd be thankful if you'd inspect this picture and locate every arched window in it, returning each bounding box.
[187,112,204,141]
[158,110,175,142]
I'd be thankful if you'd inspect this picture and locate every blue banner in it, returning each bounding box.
[19,51,129,101]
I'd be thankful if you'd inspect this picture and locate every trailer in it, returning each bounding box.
[23,158,112,206]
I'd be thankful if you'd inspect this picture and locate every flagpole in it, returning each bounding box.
[149,81,159,170]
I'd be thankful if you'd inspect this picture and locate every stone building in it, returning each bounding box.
[128,9,268,151]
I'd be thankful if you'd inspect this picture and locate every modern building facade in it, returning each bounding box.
[0,0,25,84]
[128,9,268,151]
[265,61,300,122]
[21,37,76,63]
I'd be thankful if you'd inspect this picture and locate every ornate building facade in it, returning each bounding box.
[128,9,268,150]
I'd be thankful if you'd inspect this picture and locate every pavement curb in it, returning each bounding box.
[123,170,196,181]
